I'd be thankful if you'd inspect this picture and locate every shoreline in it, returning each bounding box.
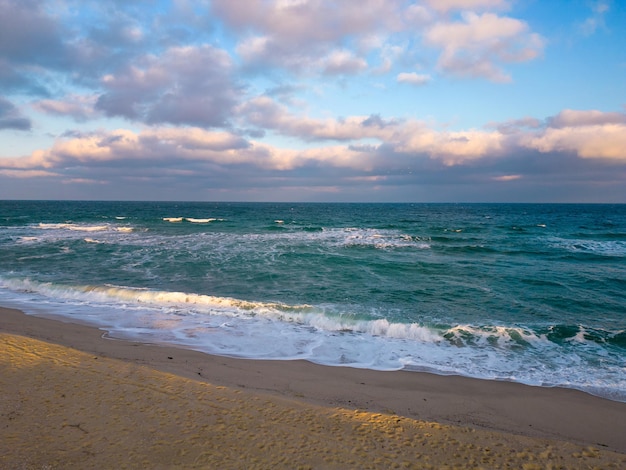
[2,305,625,468]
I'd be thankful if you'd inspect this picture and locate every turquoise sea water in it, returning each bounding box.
[1,201,624,400]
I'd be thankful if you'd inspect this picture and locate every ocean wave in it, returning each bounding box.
[3,277,622,351]
[325,228,431,250]
[546,237,626,257]
[29,221,429,252]
[17,236,39,243]
[1,276,624,401]
[186,218,217,223]
[163,217,226,223]
[36,223,133,233]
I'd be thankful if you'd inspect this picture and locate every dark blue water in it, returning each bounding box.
[1,201,624,400]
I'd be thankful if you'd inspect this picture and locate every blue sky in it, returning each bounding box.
[1,0,625,202]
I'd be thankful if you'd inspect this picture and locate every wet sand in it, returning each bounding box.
[1,306,625,469]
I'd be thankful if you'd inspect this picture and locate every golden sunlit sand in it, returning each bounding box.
[1,308,625,469]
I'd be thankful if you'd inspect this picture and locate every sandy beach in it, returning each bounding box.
[1,306,625,469]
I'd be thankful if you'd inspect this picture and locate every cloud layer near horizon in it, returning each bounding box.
[0,0,624,202]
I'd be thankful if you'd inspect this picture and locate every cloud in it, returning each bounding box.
[95,45,242,127]
[33,94,100,122]
[423,0,509,12]
[0,126,377,179]
[0,0,68,67]
[238,95,507,166]
[524,124,626,161]
[397,72,432,86]
[213,1,543,82]
[2,107,625,202]
[320,50,368,75]
[486,117,542,134]
[579,1,610,36]
[548,109,626,128]
[4,105,508,180]
[0,0,73,95]
[393,128,505,166]
[214,0,404,74]
[0,168,59,179]
[492,174,522,181]
[425,12,544,82]
[0,96,31,130]
[517,110,626,161]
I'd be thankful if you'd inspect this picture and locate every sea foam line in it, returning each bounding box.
[163,217,226,223]
[3,277,619,350]
[37,223,133,233]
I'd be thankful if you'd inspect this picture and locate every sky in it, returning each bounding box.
[0,0,625,203]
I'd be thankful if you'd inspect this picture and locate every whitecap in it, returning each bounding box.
[185,218,216,223]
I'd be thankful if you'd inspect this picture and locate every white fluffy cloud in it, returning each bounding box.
[425,12,544,81]
[524,126,626,161]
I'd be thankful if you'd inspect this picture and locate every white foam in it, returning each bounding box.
[185,218,216,223]
[0,276,623,401]
[547,237,626,257]
[324,228,431,250]
[37,223,130,233]
[71,225,108,232]
[17,236,39,243]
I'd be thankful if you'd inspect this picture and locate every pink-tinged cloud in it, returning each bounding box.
[0,126,377,175]
[238,95,505,165]
[237,96,402,141]
[425,12,544,82]
[424,0,509,12]
[397,72,432,86]
[214,0,404,74]
[0,169,58,178]
[492,174,522,181]
[518,110,626,161]
[32,94,99,121]
[95,45,241,127]
[525,124,626,161]
[394,128,505,166]
[3,108,624,196]
[213,0,401,42]
[486,117,542,134]
[320,50,368,75]
[548,109,626,128]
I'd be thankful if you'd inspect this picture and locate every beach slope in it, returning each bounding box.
[1,307,625,469]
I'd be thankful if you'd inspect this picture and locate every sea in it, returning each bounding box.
[1,201,624,401]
